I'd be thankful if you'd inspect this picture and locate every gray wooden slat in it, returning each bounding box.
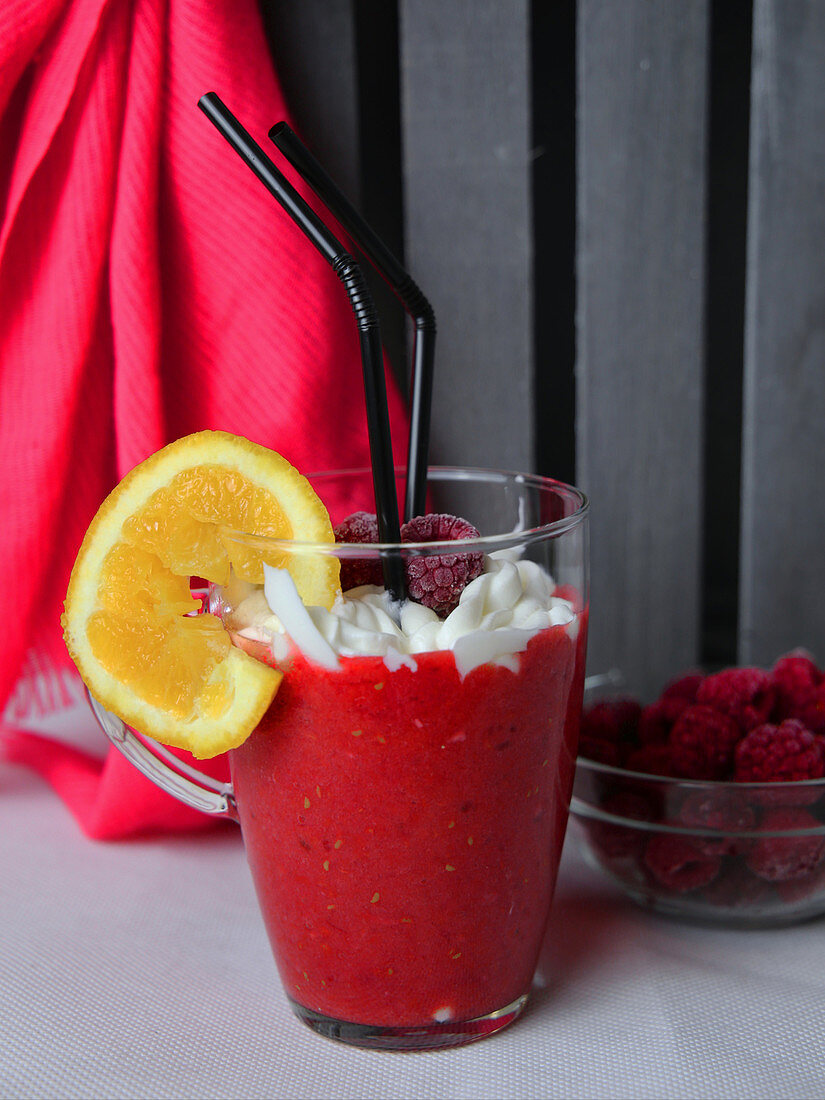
[740,0,825,666]
[576,1,710,699]
[261,0,362,205]
[260,0,408,397]
[398,0,533,471]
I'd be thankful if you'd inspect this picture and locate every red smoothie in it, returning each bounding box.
[229,613,586,1029]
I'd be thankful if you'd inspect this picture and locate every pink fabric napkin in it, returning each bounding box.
[0,0,408,838]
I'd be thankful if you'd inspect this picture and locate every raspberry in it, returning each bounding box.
[577,736,622,767]
[770,652,821,721]
[400,513,483,617]
[644,834,722,893]
[623,743,676,777]
[746,808,825,882]
[775,862,825,903]
[695,667,776,733]
[661,672,705,704]
[333,512,382,590]
[668,705,742,780]
[795,683,825,736]
[335,510,379,544]
[733,720,825,806]
[638,695,691,745]
[678,788,756,855]
[583,790,656,860]
[580,698,642,745]
[701,862,772,909]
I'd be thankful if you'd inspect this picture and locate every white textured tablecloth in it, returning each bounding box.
[2,756,823,1100]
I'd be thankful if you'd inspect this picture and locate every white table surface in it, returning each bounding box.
[2,755,823,1100]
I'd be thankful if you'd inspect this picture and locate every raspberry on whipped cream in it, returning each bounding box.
[333,512,382,590]
[400,513,484,617]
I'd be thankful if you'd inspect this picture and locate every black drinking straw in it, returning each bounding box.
[197,92,406,602]
[268,121,435,523]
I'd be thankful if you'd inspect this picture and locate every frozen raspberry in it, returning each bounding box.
[701,862,772,910]
[623,743,676,777]
[735,719,824,782]
[334,511,383,590]
[678,789,756,855]
[746,808,825,882]
[733,720,825,806]
[661,672,705,703]
[795,684,825,736]
[644,834,722,893]
[695,667,776,733]
[638,696,692,745]
[580,698,642,746]
[583,790,656,860]
[775,862,825,904]
[400,513,484,617]
[577,736,622,767]
[335,510,379,543]
[770,652,821,721]
[668,705,742,780]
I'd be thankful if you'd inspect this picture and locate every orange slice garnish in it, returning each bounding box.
[61,431,339,758]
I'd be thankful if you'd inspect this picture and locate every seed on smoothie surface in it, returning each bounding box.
[370,892,380,903]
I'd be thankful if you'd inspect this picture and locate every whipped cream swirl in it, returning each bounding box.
[234,552,577,678]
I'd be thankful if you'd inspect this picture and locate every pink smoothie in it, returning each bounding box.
[229,613,586,1028]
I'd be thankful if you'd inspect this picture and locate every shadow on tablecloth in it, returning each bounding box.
[529,870,642,1013]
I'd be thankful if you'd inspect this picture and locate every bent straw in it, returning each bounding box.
[269,121,435,522]
[197,93,405,602]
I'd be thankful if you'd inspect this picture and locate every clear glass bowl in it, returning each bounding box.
[571,757,825,927]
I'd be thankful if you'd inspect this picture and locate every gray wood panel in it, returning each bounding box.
[398,0,533,471]
[260,0,408,397]
[576,1,710,699]
[261,0,362,205]
[740,0,825,666]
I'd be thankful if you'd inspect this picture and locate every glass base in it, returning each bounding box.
[288,994,529,1051]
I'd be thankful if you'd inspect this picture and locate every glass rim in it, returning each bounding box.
[575,753,825,792]
[219,465,589,554]
[571,801,825,839]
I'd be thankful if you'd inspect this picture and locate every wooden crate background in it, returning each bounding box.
[260,0,825,700]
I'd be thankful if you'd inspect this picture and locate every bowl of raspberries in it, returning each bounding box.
[570,652,825,927]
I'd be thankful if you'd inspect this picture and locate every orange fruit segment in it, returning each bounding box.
[62,431,340,758]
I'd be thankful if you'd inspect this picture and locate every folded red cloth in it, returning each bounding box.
[0,0,408,838]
